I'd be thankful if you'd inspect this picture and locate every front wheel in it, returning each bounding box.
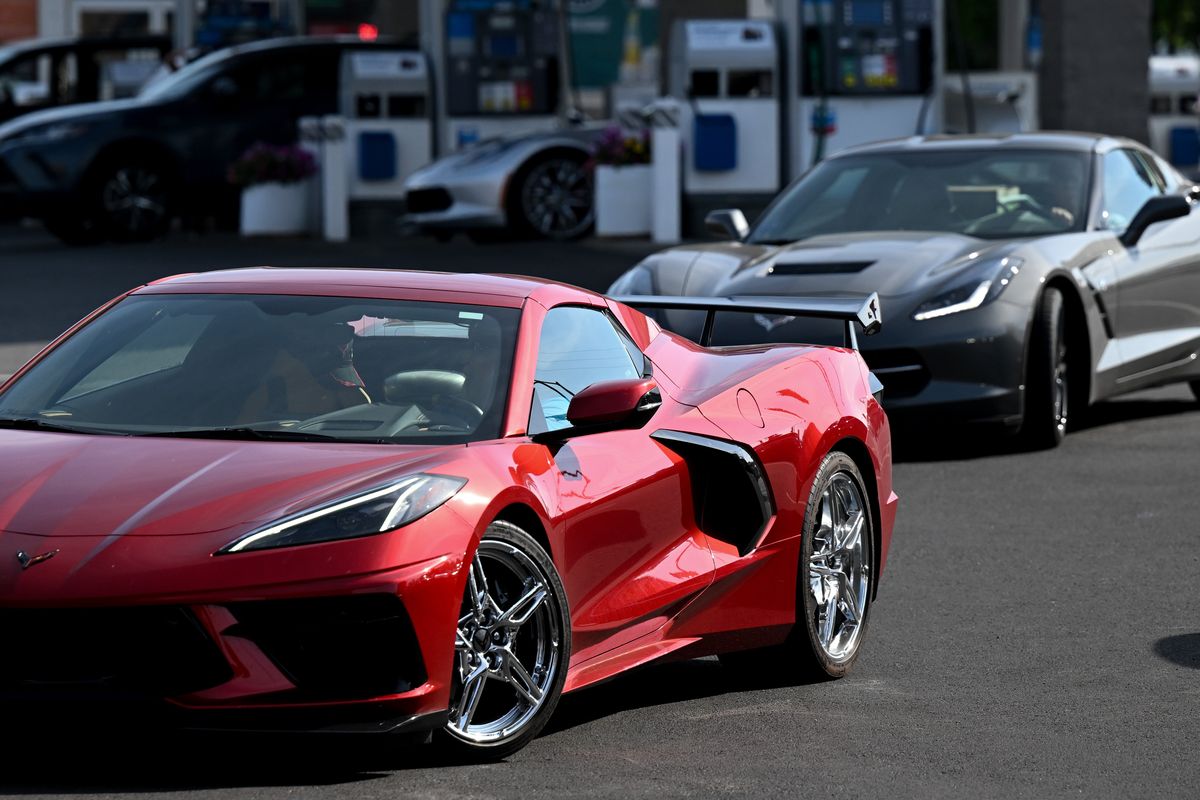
[439,520,570,760]
[1020,287,1069,449]
[90,155,174,242]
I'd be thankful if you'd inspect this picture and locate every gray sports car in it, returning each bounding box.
[608,133,1200,447]
[402,127,602,241]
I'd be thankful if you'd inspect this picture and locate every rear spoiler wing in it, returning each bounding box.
[613,293,882,349]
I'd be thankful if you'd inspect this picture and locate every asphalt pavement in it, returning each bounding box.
[1,224,1197,799]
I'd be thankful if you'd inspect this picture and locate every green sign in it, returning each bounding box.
[568,0,659,89]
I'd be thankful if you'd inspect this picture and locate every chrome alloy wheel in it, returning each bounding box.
[520,158,593,239]
[808,472,870,663]
[101,165,168,236]
[447,540,562,745]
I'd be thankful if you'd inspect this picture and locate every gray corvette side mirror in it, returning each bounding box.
[705,209,749,241]
[1120,195,1191,247]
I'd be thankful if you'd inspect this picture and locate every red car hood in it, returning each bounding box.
[0,430,454,539]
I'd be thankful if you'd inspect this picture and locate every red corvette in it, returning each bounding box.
[0,269,895,758]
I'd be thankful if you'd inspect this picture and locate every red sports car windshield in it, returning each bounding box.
[0,293,520,444]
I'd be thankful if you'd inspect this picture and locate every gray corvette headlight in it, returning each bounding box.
[608,263,655,295]
[217,474,466,554]
[913,256,1023,321]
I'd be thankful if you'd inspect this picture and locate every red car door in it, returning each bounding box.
[526,305,715,667]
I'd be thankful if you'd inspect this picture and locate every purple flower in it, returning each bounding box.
[228,142,318,187]
[591,125,652,167]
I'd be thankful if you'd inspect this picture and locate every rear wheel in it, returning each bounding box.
[508,152,593,241]
[720,451,873,682]
[439,520,570,760]
[1021,287,1069,449]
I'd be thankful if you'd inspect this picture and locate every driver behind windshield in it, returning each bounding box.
[236,320,371,423]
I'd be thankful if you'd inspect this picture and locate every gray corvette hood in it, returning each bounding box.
[660,232,1010,302]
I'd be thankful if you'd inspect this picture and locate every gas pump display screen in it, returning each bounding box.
[848,2,888,25]
[487,33,521,59]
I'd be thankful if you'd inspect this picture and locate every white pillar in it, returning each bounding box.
[651,126,681,244]
[321,115,349,242]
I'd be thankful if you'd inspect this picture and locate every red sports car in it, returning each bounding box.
[0,269,895,758]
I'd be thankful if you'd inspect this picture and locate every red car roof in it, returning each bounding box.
[134,267,601,309]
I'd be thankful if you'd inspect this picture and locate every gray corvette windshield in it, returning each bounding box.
[749,149,1091,243]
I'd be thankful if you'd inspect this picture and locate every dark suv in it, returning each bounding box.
[0,36,394,244]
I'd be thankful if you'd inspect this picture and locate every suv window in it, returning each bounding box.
[208,49,340,113]
[1100,149,1160,233]
[532,307,643,432]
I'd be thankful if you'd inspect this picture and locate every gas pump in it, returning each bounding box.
[778,0,943,178]
[430,0,566,153]
[669,19,785,234]
[339,49,435,199]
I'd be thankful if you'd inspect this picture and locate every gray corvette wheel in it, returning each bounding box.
[440,521,570,759]
[512,154,593,241]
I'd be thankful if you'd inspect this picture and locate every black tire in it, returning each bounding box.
[88,153,175,242]
[43,213,105,246]
[720,451,874,683]
[437,520,570,760]
[1020,287,1069,449]
[506,151,593,241]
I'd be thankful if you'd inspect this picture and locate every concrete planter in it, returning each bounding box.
[594,164,652,237]
[240,181,311,236]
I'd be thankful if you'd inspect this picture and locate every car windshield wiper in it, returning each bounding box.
[137,426,344,443]
[0,417,121,435]
[533,379,576,401]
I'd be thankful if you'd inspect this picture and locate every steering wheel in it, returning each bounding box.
[394,395,485,434]
[998,194,1060,222]
[428,395,485,429]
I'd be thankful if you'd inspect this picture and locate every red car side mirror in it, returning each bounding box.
[566,378,661,428]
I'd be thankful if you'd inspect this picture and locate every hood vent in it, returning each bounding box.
[769,261,875,276]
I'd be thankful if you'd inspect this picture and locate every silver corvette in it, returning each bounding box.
[402,127,603,241]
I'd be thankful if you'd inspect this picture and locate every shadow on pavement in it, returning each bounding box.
[891,392,1200,463]
[1154,633,1200,669]
[545,657,820,737]
[1072,396,1199,432]
[0,658,816,792]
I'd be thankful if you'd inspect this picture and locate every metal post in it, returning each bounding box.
[174,0,194,50]
[554,0,576,121]
[419,0,446,156]
[998,0,1030,72]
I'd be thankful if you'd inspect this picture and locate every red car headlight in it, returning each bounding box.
[217,474,466,555]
